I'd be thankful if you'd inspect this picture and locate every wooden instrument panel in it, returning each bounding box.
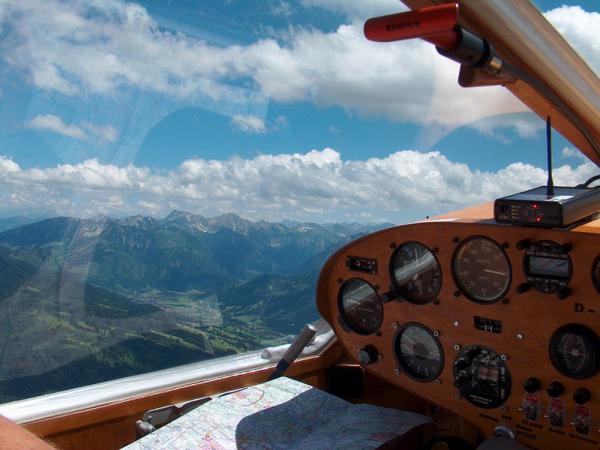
[317,216,600,450]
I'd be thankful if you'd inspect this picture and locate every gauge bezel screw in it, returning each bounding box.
[516,333,524,340]
[453,320,460,327]
[453,344,461,351]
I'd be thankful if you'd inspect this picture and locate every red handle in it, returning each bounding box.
[364,3,460,50]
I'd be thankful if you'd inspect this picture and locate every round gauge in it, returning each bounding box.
[453,345,511,409]
[394,323,444,382]
[338,279,383,335]
[452,236,511,304]
[390,242,442,304]
[593,255,600,294]
[550,324,600,379]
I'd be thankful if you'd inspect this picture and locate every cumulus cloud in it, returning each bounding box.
[0,149,596,223]
[27,114,87,140]
[231,115,267,133]
[545,6,600,74]
[562,146,588,160]
[26,114,119,143]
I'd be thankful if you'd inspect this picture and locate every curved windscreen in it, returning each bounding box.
[0,0,597,402]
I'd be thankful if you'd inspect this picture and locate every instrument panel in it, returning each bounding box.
[316,219,600,449]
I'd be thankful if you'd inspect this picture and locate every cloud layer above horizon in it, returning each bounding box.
[0,149,597,223]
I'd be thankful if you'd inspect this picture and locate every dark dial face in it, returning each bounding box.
[550,325,600,379]
[391,242,442,304]
[452,236,511,304]
[593,256,600,294]
[395,323,444,382]
[339,279,383,335]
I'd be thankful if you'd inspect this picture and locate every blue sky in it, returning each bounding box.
[0,0,598,223]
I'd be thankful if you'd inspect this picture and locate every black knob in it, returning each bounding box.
[573,387,591,405]
[516,239,531,250]
[517,283,531,294]
[547,381,565,398]
[557,287,571,300]
[455,357,470,371]
[524,377,541,394]
[358,346,379,365]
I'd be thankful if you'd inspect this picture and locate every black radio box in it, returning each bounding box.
[494,186,600,228]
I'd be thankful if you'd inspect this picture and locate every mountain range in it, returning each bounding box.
[0,211,391,402]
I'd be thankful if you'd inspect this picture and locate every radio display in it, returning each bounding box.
[527,256,570,278]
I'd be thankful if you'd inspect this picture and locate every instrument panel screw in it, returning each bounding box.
[453,291,461,298]
[516,333,524,340]
[394,368,400,375]
[377,354,383,361]
[502,298,510,304]
[435,379,441,385]
[502,242,509,249]
[432,247,439,254]
[433,299,440,305]
[501,405,509,412]
[337,278,343,284]
[453,344,461,351]
[454,393,462,399]
[452,237,460,244]
[453,320,460,327]
[390,242,397,249]
[375,331,382,337]
[500,354,508,361]
[433,330,440,337]
[392,322,398,329]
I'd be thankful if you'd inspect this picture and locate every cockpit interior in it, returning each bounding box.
[0,0,599,449]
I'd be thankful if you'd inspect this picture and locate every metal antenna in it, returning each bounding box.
[546,116,555,197]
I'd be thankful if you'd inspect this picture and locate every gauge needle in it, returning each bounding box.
[484,269,506,276]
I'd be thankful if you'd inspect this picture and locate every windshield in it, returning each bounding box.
[0,0,598,403]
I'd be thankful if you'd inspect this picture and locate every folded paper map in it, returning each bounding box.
[122,376,431,450]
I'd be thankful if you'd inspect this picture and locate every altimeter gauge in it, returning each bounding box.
[452,236,511,304]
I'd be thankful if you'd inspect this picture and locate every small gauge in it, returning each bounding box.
[394,323,444,382]
[550,324,600,379]
[593,255,600,294]
[338,278,383,335]
[390,242,442,304]
[452,236,511,304]
[453,345,511,409]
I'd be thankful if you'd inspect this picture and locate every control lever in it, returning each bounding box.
[269,324,317,380]
[134,324,316,438]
